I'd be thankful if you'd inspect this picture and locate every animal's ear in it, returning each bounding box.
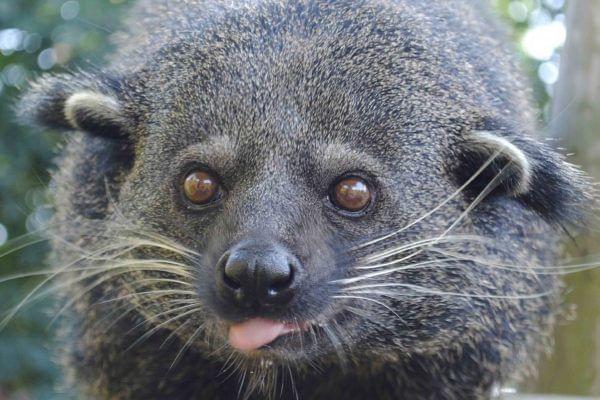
[456,130,532,197]
[455,130,595,227]
[17,72,128,139]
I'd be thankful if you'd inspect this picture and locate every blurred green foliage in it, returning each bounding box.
[0,0,593,398]
[0,1,130,398]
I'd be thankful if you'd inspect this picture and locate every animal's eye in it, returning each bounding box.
[183,170,220,205]
[330,176,372,213]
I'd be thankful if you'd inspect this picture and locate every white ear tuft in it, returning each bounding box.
[64,91,125,137]
[469,131,532,195]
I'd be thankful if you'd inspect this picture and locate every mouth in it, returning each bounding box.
[228,318,323,352]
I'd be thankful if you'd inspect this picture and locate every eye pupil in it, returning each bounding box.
[332,177,372,212]
[183,171,219,204]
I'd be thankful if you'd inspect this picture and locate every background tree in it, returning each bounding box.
[531,0,600,395]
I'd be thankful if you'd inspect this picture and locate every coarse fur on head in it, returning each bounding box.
[16,0,597,399]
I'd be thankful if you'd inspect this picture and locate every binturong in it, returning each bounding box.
[15,0,598,399]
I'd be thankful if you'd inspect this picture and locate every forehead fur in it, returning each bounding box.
[116,0,535,152]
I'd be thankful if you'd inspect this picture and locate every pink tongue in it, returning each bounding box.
[228,318,286,351]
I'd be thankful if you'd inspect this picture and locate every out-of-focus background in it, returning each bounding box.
[0,0,598,398]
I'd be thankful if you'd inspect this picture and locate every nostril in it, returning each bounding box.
[223,270,242,290]
[217,252,242,290]
[267,261,296,295]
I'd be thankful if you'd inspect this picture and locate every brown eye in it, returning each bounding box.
[331,176,372,212]
[183,170,220,205]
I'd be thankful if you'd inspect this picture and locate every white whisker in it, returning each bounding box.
[355,149,506,249]
[332,259,449,285]
[127,306,203,351]
[343,285,553,300]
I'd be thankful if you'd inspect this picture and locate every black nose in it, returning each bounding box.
[216,241,300,309]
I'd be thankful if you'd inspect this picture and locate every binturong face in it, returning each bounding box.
[18,0,592,396]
